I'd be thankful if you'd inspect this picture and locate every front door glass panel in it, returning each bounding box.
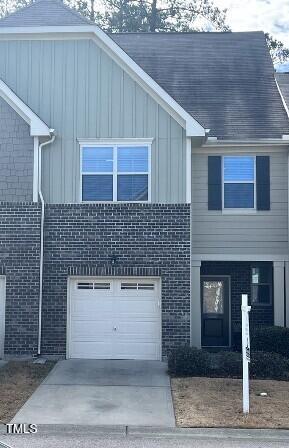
[203,281,224,314]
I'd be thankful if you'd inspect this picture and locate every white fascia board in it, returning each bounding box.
[192,254,289,262]
[0,79,50,136]
[0,26,205,137]
[202,138,289,147]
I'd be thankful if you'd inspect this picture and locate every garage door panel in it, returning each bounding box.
[116,298,158,314]
[69,277,161,360]
[70,342,114,359]
[71,298,114,315]
[114,343,160,360]
[115,321,159,338]
[71,320,112,339]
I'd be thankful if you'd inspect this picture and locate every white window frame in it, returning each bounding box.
[79,140,152,203]
[222,155,256,213]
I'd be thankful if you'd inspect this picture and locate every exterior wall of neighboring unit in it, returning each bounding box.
[0,39,186,204]
[0,203,41,355]
[191,146,289,255]
[0,97,34,202]
[201,261,274,346]
[41,203,190,356]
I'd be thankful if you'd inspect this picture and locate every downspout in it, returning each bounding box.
[37,132,56,356]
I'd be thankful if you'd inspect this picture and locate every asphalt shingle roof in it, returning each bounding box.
[0,0,93,27]
[111,32,289,139]
[0,0,288,139]
[276,73,289,112]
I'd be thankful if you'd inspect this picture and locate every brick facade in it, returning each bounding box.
[201,261,274,344]
[41,203,191,357]
[0,203,41,355]
[1,203,277,357]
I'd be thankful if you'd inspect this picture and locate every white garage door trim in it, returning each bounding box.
[67,276,162,360]
[0,276,6,359]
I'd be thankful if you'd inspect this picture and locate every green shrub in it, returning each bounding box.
[250,351,289,380]
[251,326,289,358]
[168,346,289,380]
[213,351,242,377]
[168,346,211,377]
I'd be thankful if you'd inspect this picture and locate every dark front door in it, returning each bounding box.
[201,276,230,347]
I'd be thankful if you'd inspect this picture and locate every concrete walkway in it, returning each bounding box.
[12,360,175,427]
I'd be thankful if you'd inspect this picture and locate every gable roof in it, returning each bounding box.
[276,73,289,114]
[0,79,51,136]
[0,5,205,138]
[0,1,288,140]
[0,0,92,27]
[111,32,289,140]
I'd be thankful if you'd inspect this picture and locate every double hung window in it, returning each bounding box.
[81,144,150,202]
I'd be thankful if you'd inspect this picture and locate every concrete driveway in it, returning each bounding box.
[12,360,175,427]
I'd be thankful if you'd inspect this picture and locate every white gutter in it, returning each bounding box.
[203,137,289,147]
[37,132,55,356]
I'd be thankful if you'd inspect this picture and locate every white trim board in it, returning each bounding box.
[193,145,289,154]
[203,139,289,148]
[192,254,289,262]
[0,79,50,136]
[0,26,205,138]
[0,276,6,359]
[186,137,192,203]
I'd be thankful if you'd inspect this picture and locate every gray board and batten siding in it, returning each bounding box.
[0,38,187,204]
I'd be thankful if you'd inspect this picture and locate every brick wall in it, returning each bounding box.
[0,203,41,355]
[201,261,274,340]
[0,98,34,202]
[41,203,191,356]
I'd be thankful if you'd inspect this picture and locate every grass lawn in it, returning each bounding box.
[0,361,55,424]
[171,377,289,429]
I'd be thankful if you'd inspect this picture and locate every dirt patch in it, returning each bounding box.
[171,377,289,428]
[0,361,55,423]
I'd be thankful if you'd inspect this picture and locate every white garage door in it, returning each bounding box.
[68,277,161,360]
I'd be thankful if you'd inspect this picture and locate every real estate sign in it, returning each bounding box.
[241,294,251,414]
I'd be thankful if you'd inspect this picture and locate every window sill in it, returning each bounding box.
[80,200,151,204]
[221,209,257,215]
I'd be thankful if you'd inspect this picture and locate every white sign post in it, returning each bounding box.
[241,294,251,414]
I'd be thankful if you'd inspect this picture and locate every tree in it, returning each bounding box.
[265,33,289,66]
[70,0,289,66]
[1,0,288,67]
[70,0,230,32]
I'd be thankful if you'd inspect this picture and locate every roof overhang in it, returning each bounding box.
[0,79,51,136]
[0,25,206,138]
[203,137,289,147]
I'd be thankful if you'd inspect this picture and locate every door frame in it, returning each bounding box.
[0,276,6,359]
[200,275,231,348]
[66,276,162,360]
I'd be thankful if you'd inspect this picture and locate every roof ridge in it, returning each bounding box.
[110,30,265,36]
[46,0,94,26]
[0,0,94,26]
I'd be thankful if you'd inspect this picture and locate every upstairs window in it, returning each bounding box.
[81,144,150,202]
[223,156,255,209]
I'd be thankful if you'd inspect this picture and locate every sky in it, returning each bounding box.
[214,0,289,46]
